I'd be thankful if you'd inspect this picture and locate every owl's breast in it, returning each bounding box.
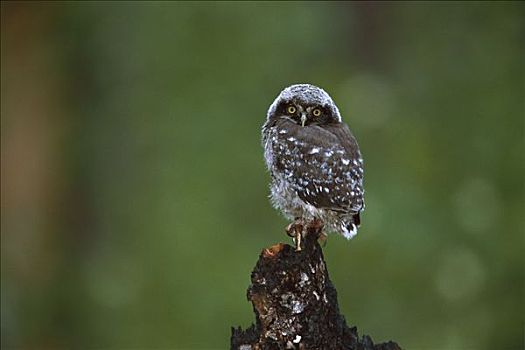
[264,119,364,214]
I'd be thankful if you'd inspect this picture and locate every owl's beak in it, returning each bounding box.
[300,113,307,127]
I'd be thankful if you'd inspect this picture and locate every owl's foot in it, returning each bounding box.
[286,218,305,251]
[309,218,324,232]
[308,218,327,246]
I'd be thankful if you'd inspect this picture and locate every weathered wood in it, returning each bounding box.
[231,221,401,350]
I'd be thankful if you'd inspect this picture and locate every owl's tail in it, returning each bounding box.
[341,213,361,240]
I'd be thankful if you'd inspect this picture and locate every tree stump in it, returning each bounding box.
[231,222,401,350]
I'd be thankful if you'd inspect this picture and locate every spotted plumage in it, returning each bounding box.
[262,84,364,241]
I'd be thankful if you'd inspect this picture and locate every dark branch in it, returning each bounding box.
[231,222,401,350]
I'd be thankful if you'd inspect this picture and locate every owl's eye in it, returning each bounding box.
[287,106,297,114]
[312,108,322,117]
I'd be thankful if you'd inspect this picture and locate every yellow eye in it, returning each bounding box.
[312,108,322,117]
[287,105,296,114]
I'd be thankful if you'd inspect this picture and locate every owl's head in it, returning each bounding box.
[267,84,342,127]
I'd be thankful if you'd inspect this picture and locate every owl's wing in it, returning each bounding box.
[273,120,364,214]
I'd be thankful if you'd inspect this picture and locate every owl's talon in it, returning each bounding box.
[285,219,303,237]
[285,223,296,238]
[295,230,302,251]
[285,218,304,251]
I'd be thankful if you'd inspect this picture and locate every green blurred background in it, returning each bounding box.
[1,2,523,349]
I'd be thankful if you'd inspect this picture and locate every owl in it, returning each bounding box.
[262,84,364,250]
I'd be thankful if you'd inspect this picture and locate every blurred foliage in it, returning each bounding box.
[1,2,524,349]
